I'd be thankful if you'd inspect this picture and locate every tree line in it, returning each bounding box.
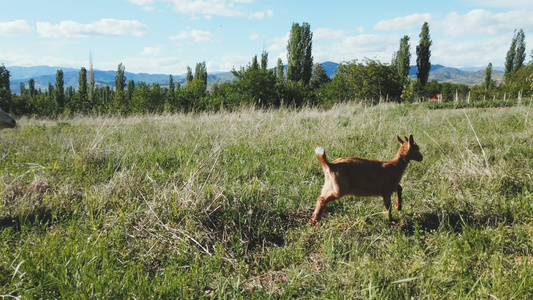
[1,22,533,117]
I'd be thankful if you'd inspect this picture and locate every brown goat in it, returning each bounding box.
[308,135,423,226]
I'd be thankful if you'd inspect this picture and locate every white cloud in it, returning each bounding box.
[219,54,252,70]
[469,0,533,9]
[442,9,533,37]
[37,19,148,38]
[169,29,213,43]
[374,13,432,31]
[141,45,162,56]
[0,51,87,69]
[128,0,154,5]
[311,32,400,64]
[432,37,510,67]
[129,0,271,19]
[0,20,31,37]
[248,9,274,20]
[313,28,345,40]
[267,32,289,52]
[158,0,243,17]
[337,34,398,57]
[112,56,185,74]
[249,33,260,41]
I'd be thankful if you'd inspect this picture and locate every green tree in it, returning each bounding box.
[513,29,526,73]
[231,52,278,107]
[47,82,54,98]
[287,22,313,85]
[127,79,135,104]
[484,63,493,90]
[19,82,26,97]
[504,32,517,82]
[115,63,126,92]
[131,81,151,113]
[168,75,175,93]
[503,29,526,83]
[186,66,193,83]
[194,61,208,89]
[55,69,65,111]
[261,50,268,70]
[0,64,12,110]
[78,67,88,112]
[150,83,164,113]
[276,58,285,82]
[416,22,432,89]
[395,35,411,86]
[28,78,36,98]
[322,59,402,105]
[183,79,207,111]
[89,56,95,109]
[309,63,331,90]
[113,63,127,113]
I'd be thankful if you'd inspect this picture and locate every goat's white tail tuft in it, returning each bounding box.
[315,147,324,156]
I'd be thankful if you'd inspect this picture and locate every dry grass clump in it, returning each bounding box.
[1,176,50,210]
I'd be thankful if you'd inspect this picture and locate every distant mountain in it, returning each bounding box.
[9,67,190,94]
[8,66,79,79]
[408,64,504,84]
[6,62,503,94]
[321,61,338,77]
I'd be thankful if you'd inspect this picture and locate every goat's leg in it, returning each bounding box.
[395,185,403,211]
[383,194,392,222]
[308,194,337,226]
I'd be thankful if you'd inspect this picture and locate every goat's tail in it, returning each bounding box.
[315,147,330,170]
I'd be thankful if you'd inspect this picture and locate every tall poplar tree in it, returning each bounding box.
[504,29,526,83]
[186,66,193,83]
[115,63,126,92]
[28,79,36,98]
[127,79,135,103]
[55,69,65,110]
[194,61,208,89]
[88,54,95,107]
[512,29,526,73]
[395,35,411,85]
[287,22,313,85]
[261,50,268,70]
[416,22,432,88]
[78,67,88,112]
[276,58,284,82]
[114,63,127,112]
[484,63,493,90]
[0,64,12,108]
[168,75,175,93]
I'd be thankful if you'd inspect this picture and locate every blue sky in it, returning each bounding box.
[1,0,533,75]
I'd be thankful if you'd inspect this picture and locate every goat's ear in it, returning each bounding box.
[397,135,405,144]
[408,134,415,145]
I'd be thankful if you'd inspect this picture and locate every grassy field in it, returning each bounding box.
[1,102,532,298]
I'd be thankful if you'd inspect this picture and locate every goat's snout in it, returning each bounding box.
[412,152,423,162]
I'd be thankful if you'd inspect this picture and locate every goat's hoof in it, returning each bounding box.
[307,220,319,227]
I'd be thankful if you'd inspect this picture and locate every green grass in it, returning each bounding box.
[1,102,532,298]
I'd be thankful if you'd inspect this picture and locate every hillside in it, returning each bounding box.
[7,63,502,94]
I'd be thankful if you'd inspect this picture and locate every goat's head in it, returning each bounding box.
[397,134,423,162]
